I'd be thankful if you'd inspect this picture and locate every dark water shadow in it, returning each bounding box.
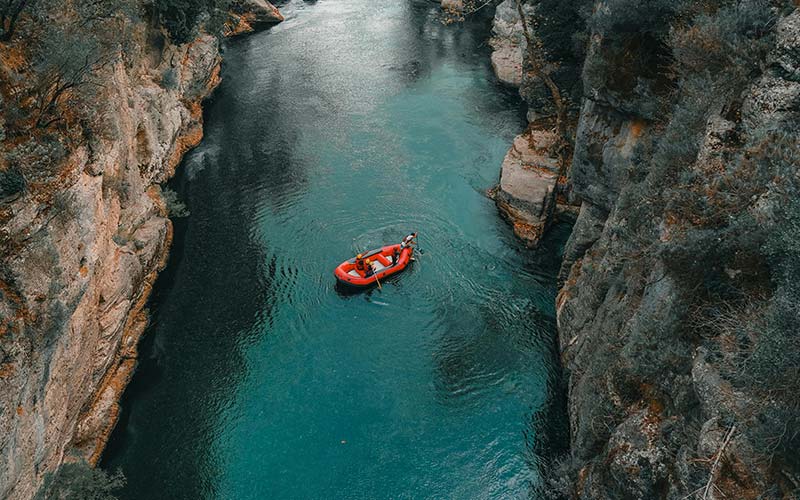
[101,91,279,498]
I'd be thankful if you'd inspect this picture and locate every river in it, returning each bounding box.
[102,1,569,497]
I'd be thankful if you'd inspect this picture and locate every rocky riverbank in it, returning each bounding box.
[490,1,800,498]
[0,2,281,497]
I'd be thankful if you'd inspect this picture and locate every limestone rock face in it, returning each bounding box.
[570,99,648,211]
[489,0,525,87]
[556,201,607,285]
[0,31,221,499]
[494,130,560,247]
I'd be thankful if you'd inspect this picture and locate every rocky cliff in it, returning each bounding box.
[491,1,800,498]
[0,15,223,500]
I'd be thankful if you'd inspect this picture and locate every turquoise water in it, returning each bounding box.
[103,1,568,498]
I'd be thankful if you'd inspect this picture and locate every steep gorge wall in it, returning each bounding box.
[490,1,800,498]
[0,27,221,499]
[555,11,800,496]
[557,22,800,492]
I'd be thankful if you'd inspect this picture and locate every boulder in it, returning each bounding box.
[494,130,561,247]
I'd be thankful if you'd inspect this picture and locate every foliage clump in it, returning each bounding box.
[0,167,25,200]
[625,0,799,488]
[34,461,125,500]
[162,187,189,217]
[160,67,180,90]
[153,0,231,44]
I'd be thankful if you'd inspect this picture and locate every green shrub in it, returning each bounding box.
[690,135,800,469]
[0,167,25,201]
[162,187,189,217]
[154,0,231,44]
[670,0,776,102]
[736,285,800,468]
[588,0,677,38]
[744,192,800,388]
[34,461,124,500]
[530,0,590,65]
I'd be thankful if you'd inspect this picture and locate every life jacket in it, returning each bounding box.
[355,258,365,271]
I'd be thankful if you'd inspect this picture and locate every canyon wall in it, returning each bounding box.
[492,1,800,498]
[555,10,800,496]
[0,24,221,500]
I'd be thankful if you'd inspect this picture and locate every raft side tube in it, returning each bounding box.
[334,244,414,288]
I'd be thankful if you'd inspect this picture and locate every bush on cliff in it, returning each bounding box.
[581,0,676,114]
[0,167,25,201]
[162,187,190,217]
[32,25,111,128]
[737,190,800,468]
[34,461,125,500]
[0,0,139,131]
[520,0,591,115]
[610,0,785,238]
[670,0,776,104]
[529,0,589,65]
[153,0,231,44]
[7,136,67,181]
[581,0,783,119]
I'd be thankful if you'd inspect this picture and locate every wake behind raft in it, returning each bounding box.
[334,233,417,288]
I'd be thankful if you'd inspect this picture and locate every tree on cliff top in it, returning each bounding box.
[32,27,109,128]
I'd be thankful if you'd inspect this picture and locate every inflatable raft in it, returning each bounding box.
[334,243,414,288]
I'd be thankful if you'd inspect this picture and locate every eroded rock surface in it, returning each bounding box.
[0,30,221,500]
[494,130,560,247]
[488,0,527,87]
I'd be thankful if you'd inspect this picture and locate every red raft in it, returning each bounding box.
[334,243,414,288]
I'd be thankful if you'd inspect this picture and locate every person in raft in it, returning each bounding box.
[355,253,366,272]
[364,258,375,277]
[400,232,417,251]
